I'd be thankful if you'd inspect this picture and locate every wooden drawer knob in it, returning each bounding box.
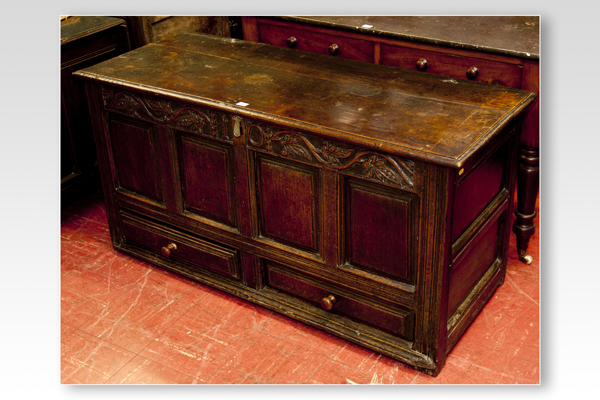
[466,66,479,80]
[416,58,428,71]
[286,36,297,48]
[321,294,337,311]
[328,44,339,55]
[160,243,177,257]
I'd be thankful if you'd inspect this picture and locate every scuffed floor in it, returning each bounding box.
[61,190,540,384]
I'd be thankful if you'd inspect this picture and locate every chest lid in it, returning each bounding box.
[74,32,536,168]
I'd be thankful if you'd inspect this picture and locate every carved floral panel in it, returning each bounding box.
[101,87,232,142]
[245,119,415,190]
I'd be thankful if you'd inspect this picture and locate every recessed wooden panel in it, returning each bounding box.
[448,215,502,318]
[110,117,163,202]
[346,179,417,282]
[452,141,509,242]
[256,155,320,253]
[179,135,236,227]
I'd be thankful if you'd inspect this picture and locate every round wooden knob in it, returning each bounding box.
[160,243,177,257]
[328,44,339,55]
[416,58,428,71]
[286,37,297,48]
[466,66,479,80]
[321,294,337,311]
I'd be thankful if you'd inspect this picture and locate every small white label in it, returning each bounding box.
[361,24,373,28]
[236,101,249,107]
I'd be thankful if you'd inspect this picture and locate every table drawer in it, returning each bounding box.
[266,262,414,341]
[258,22,374,63]
[381,43,523,88]
[120,214,240,280]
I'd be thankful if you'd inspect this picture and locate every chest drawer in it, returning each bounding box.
[257,22,374,63]
[266,261,414,341]
[120,213,241,280]
[380,44,523,88]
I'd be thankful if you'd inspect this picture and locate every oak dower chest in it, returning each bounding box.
[75,32,536,376]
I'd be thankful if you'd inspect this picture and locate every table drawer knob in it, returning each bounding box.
[160,243,177,257]
[328,44,340,55]
[466,66,479,80]
[286,36,297,48]
[321,294,337,311]
[416,58,428,71]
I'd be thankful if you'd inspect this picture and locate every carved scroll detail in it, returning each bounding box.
[247,121,414,189]
[101,87,230,142]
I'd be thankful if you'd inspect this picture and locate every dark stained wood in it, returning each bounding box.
[76,32,535,376]
[109,117,164,203]
[513,60,540,264]
[117,16,231,50]
[121,213,240,280]
[241,16,260,42]
[259,22,374,62]
[232,126,254,238]
[519,60,541,147]
[242,15,540,263]
[266,264,413,340]
[61,16,130,207]
[346,179,418,283]
[179,136,237,227]
[76,33,535,168]
[61,16,125,44]
[448,217,502,317]
[257,156,320,253]
[513,145,539,263]
[322,169,340,267]
[263,16,539,60]
[156,124,179,214]
[452,140,509,242]
[381,44,522,88]
[241,252,259,289]
[412,163,454,375]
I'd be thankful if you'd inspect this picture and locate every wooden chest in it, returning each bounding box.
[74,32,536,376]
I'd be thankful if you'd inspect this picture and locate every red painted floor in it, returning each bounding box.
[61,190,540,384]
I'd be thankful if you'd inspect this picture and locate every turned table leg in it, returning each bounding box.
[512,145,539,264]
[512,60,539,265]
